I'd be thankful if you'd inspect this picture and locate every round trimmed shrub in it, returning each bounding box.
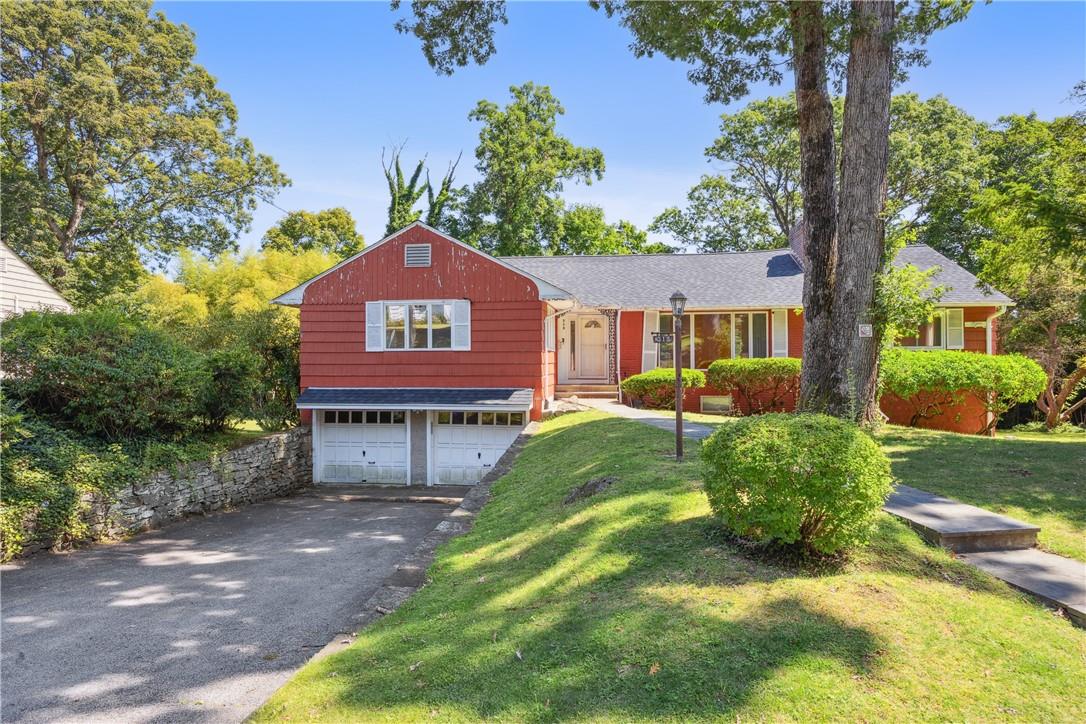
[620,368,705,409]
[701,413,893,555]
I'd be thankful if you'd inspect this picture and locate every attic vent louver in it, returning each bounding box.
[404,243,431,268]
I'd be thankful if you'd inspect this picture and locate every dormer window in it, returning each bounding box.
[404,243,431,267]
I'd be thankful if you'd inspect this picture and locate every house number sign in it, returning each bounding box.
[652,332,674,344]
[857,323,873,338]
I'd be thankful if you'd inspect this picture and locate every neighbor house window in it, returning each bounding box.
[662,311,769,368]
[366,300,466,351]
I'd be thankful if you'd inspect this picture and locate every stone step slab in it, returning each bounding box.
[961,548,1086,627]
[883,485,1040,553]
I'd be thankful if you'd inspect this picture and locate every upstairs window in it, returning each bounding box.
[366,300,469,351]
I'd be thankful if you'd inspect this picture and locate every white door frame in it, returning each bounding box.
[558,312,609,383]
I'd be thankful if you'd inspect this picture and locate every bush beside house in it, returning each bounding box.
[0,309,289,560]
[880,349,1047,435]
[706,358,801,414]
[620,368,706,409]
[701,413,893,555]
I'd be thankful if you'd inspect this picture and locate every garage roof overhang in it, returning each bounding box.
[297,387,534,412]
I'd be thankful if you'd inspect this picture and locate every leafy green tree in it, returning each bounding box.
[383,145,428,234]
[261,208,364,258]
[0,0,289,301]
[554,205,673,255]
[973,106,1086,429]
[392,1,971,421]
[425,153,464,231]
[459,82,605,256]
[652,93,989,262]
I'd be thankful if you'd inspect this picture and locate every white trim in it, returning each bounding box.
[945,308,965,350]
[771,308,789,357]
[298,403,531,412]
[405,412,413,485]
[425,410,434,486]
[641,310,659,372]
[311,414,322,484]
[371,299,469,351]
[270,221,573,306]
[986,305,1008,355]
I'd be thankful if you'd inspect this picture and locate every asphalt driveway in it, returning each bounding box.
[1,488,458,723]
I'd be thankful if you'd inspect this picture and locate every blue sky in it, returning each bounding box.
[157,0,1086,251]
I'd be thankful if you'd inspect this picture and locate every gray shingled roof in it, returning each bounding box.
[501,244,1010,309]
[297,387,533,409]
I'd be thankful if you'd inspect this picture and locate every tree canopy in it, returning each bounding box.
[261,208,364,258]
[456,82,605,256]
[553,205,673,255]
[0,0,289,305]
[651,93,990,261]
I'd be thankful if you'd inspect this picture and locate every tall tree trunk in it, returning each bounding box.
[789,0,841,414]
[835,0,895,422]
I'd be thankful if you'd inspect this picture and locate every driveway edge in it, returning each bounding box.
[304,420,542,664]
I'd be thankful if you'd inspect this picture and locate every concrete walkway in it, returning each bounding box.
[578,398,715,439]
[579,398,1086,626]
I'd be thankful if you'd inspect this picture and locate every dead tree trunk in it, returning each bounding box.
[789,0,841,414]
[835,0,895,422]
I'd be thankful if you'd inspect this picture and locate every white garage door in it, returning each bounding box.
[434,410,526,485]
[319,410,407,484]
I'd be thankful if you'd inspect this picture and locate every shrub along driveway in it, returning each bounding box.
[0,489,455,723]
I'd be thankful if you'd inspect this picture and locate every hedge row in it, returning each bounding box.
[707,358,801,413]
[1,309,259,439]
[880,349,1046,432]
[619,368,706,409]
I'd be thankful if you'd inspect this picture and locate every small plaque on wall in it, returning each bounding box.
[857,324,873,338]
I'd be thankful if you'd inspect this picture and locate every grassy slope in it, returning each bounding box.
[639,410,1086,563]
[254,411,1085,723]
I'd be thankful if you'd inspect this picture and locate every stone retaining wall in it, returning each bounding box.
[22,427,312,555]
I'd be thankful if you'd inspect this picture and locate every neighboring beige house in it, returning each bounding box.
[0,241,72,317]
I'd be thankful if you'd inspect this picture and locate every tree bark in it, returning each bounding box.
[835,0,895,422]
[789,0,841,414]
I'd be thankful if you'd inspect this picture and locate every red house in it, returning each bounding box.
[273,222,1011,486]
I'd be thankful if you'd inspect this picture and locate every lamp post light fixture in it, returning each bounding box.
[669,291,688,461]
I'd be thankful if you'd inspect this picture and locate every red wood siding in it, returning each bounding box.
[964,306,997,353]
[619,311,644,378]
[298,226,549,419]
[787,309,804,358]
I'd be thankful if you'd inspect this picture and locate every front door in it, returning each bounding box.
[571,315,607,380]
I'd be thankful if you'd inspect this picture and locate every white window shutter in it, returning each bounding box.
[946,308,965,349]
[452,300,471,350]
[641,311,659,372]
[365,301,384,351]
[771,309,789,357]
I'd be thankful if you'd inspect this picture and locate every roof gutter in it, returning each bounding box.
[986,305,1008,355]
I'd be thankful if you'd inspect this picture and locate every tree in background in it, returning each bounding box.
[0,0,288,305]
[652,93,990,264]
[974,106,1086,429]
[458,82,605,256]
[553,205,673,255]
[382,146,428,234]
[261,208,364,258]
[394,1,971,421]
[129,249,336,429]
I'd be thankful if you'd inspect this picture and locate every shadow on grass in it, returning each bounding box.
[878,427,1086,529]
[267,416,893,721]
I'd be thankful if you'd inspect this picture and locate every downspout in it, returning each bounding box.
[986,305,1008,355]
[985,305,1009,435]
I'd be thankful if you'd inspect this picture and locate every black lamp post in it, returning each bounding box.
[670,291,687,461]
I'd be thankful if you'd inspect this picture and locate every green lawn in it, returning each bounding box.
[878,426,1086,562]
[254,410,1084,723]
[640,409,1086,563]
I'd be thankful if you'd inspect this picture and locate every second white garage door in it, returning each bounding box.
[433,411,525,485]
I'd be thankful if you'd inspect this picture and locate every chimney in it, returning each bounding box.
[788,220,809,271]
